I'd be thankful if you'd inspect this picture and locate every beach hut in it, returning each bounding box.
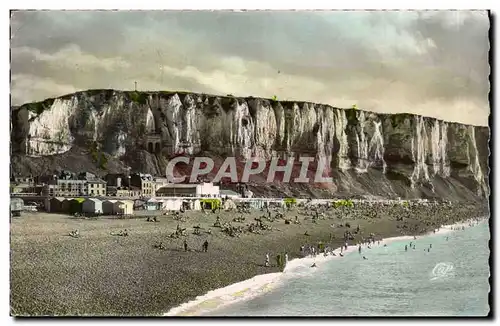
[60,198,74,213]
[69,198,85,214]
[46,197,64,213]
[115,200,134,215]
[82,198,103,214]
[102,200,117,215]
[10,198,24,217]
[144,198,160,211]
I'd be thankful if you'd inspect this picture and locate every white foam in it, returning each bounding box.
[164,216,487,316]
[163,272,282,316]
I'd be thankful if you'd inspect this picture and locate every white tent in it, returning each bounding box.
[159,198,183,211]
[223,199,237,210]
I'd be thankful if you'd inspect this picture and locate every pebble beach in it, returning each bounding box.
[10,201,489,316]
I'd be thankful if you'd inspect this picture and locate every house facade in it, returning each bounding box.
[41,173,108,197]
[130,173,156,197]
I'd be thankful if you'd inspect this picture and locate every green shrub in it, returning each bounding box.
[91,150,99,163]
[25,98,54,115]
[99,153,108,170]
[333,199,354,208]
[345,108,358,125]
[129,91,148,105]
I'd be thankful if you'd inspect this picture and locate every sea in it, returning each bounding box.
[166,219,491,317]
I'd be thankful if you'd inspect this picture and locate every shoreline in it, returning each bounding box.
[165,216,487,316]
[10,203,488,316]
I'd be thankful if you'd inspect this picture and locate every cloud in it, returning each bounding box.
[12,45,130,72]
[10,74,77,105]
[10,10,490,126]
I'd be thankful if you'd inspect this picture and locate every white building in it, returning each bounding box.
[197,183,220,197]
[156,182,220,198]
[154,177,171,191]
[82,198,103,214]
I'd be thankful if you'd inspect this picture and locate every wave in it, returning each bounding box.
[164,216,487,316]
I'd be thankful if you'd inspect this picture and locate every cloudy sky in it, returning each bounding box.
[10,10,490,126]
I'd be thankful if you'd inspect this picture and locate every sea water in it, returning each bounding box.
[205,220,490,317]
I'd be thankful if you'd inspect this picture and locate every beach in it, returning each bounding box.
[10,201,488,316]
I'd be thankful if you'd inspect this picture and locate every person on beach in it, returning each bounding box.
[311,263,317,268]
[202,240,209,252]
[358,245,362,254]
[429,244,432,249]
[265,253,270,267]
[277,254,283,269]
[184,240,188,252]
[405,245,408,252]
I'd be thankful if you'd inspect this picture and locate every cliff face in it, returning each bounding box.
[10,90,490,201]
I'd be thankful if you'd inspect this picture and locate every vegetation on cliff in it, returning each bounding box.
[24,98,55,117]
[89,141,108,170]
[128,91,148,105]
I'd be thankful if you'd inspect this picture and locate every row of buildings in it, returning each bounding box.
[43,196,288,215]
[11,171,240,199]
